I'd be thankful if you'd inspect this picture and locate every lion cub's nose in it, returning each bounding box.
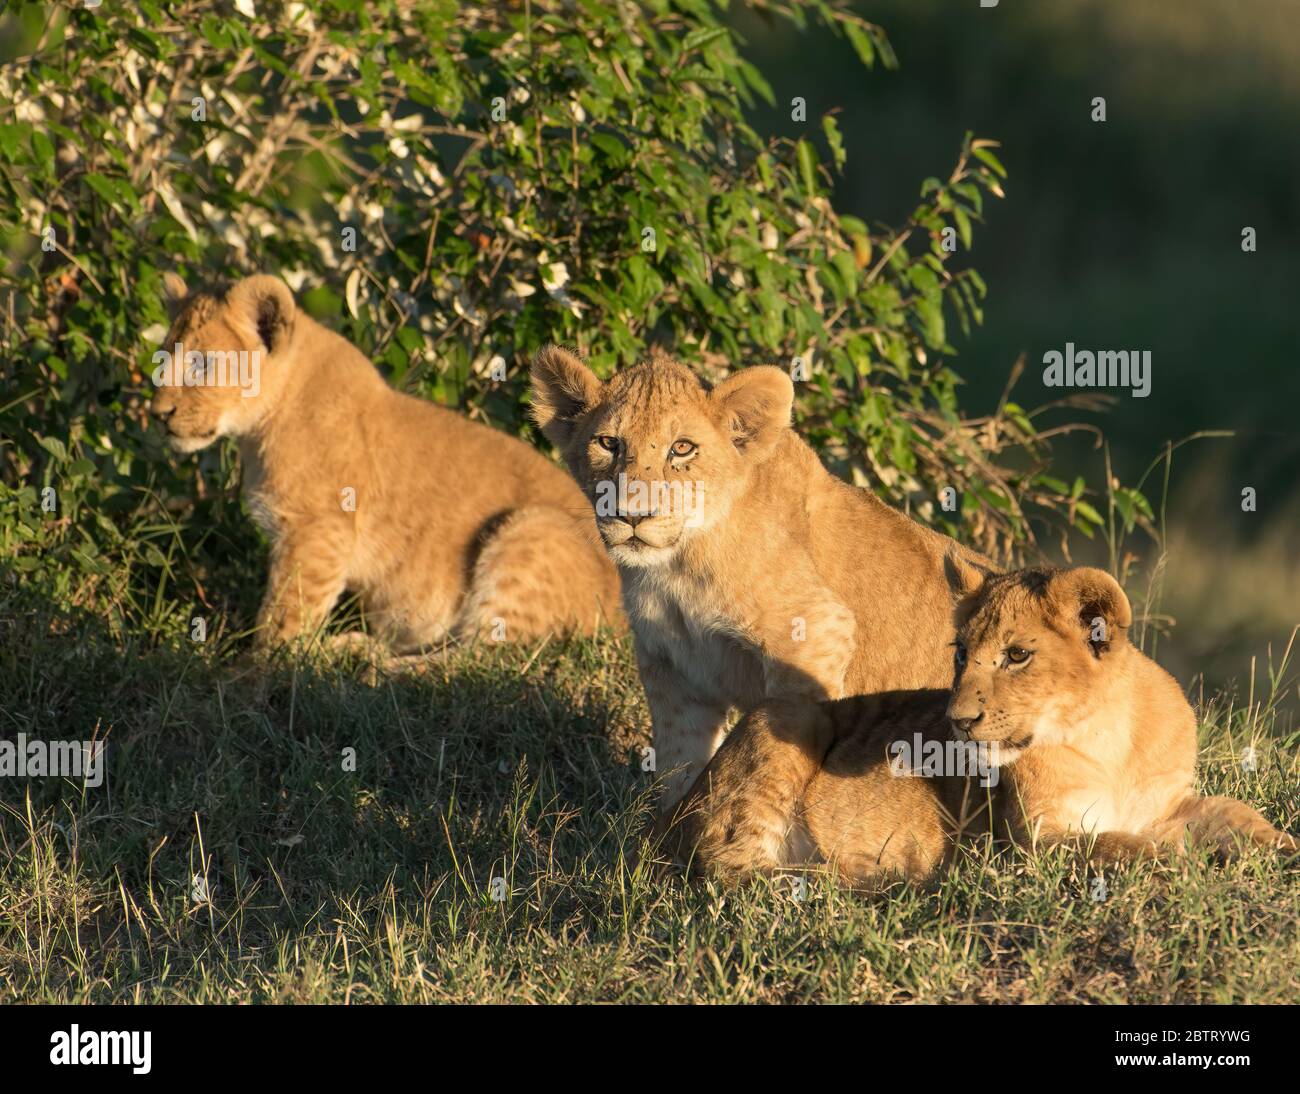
[150,402,176,422]
[950,712,984,735]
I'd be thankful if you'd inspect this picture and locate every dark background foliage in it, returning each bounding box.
[743,0,1300,509]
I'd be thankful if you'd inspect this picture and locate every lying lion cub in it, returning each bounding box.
[150,274,621,650]
[530,347,992,810]
[661,557,1296,884]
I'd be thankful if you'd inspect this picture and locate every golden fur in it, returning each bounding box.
[530,346,991,808]
[662,561,1296,885]
[150,274,621,650]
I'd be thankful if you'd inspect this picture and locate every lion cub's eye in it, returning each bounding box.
[669,439,697,458]
[953,641,968,668]
[595,435,620,453]
[1005,646,1033,665]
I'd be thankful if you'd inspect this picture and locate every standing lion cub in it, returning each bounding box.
[150,274,621,650]
[530,346,992,810]
[662,559,1296,885]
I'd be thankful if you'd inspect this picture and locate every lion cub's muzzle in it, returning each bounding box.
[596,513,683,551]
[149,400,217,451]
[947,693,986,738]
[949,708,1034,756]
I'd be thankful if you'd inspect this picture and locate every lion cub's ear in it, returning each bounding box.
[710,366,793,457]
[1052,567,1132,657]
[227,274,296,354]
[162,272,189,301]
[943,549,990,604]
[162,272,189,318]
[530,345,602,449]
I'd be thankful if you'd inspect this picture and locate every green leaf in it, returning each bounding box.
[737,60,775,107]
[843,22,876,68]
[38,435,68,462]
[952,205,972,250]
[84,173,121,206]
[1075,500,1104,526]
[796,139,818,196]
[681,26,728,55]
[821,115,846,171]
[0,123,26,161]
[30,129,54,168]
[972,146,1008,178]
[831,250,858,298]
[590,132,627,164]
[1114,490,1135,530]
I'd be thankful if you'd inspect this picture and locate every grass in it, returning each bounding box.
[1,578,1298,1004]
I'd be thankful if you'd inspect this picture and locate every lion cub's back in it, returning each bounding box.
[366,386,592,528]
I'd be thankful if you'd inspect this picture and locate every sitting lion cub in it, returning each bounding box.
[150,274,621,650]
[662,558,1296,884]
[530,347,992,810]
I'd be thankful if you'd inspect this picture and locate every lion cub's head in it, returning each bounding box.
[530,347,793,569]
[149,273,297,452]
[942,555,1134,761]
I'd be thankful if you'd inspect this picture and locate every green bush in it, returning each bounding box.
[0,0,1148,638]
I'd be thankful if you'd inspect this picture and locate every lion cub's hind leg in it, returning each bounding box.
[1063,798,1297,864]
[659,699,835,882]
[1163,795,1298,858]
[455,506,620,643]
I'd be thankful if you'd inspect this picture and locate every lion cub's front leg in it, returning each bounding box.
[661,699,835,881]
[256,530,351,647]
[758,592,856,701]
[639,658,731,814]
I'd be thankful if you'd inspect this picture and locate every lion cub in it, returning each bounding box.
[150,274,621,650]
[531,346,992,810]
[663,558,1296,885]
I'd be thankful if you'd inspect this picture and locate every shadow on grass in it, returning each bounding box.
[0,581,661,997]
